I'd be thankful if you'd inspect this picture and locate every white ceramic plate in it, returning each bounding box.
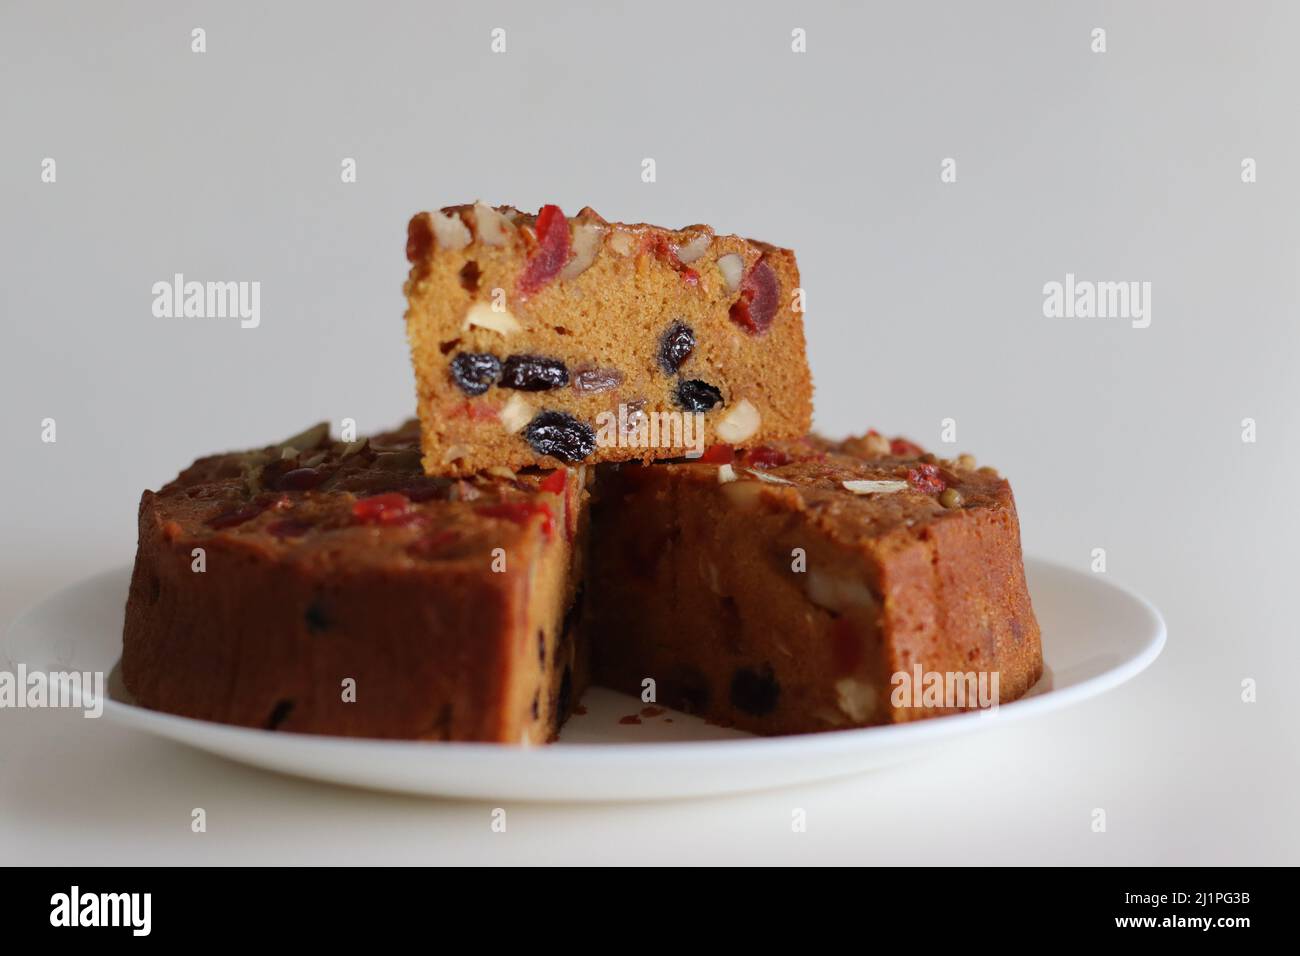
[4,559,1164,801]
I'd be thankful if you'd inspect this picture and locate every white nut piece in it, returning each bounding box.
[440,443,472,464]
[430,211,470,251]
[717,463,738,483]
[746,468,793,485]
[806,568,878,614]
[676,232,712,264]
[842,479,909,495]
[472,201,513,246]
[715,398,761,444]
[835,678,878,723]
[499,393,535,434]
[862,432,891,457]
[559,222,608,281]
[717,253,744,293]
[463,300,521,335]
[607,230,637,256]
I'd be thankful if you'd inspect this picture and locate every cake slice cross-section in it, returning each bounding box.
[404,202,813,475]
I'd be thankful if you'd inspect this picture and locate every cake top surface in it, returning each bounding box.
[634,431,1013,547]
[147,420,577,567]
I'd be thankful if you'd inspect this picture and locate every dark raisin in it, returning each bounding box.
[675,379,724,412]
[500,354,569,391]
[573,366,623,393]
[458,260,481,293]
[305,599,333,634]
[537,629,546,665]
[523,411,596,462]
[438,338,461,355]
[450,352,501,396]
[658,321,696,374]
[264,699,295,730]
[730,663,780,716]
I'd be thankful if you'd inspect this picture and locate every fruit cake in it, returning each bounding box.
[403,202,813,475]
[584,434,1043,735]
[121,420,590,743]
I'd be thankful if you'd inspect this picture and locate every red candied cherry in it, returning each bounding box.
[728,259,779,334]
[517,204,571,298]
[745,446,790,468]
[476,501,554,539]
[890,437,925,457]
[644,234,701,285]
[352,492,413,525]
[538,469,567,495]
[696,444,734,464]
[907,463,946,494]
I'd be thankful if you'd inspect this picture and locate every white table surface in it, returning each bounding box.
[2,0,1297,865]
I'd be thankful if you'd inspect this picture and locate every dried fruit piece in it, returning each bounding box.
[907,463,946,494]
[517,204,571,297]
[696,444,734,464]
[500,354,569,391]
[476,501,555,538]
[715,398,760,443]
[523,411,597,462]
[675,379,723,412]
[728,258,779,334]
[538,469,567,495]
[645,233,701,285]
[572,366,623,393]
[890,437,925,457]
[745,446,789,468]
[730,664,780,716]
[352,492,413,525]
[450,352,501,396]
[658,321,696,374]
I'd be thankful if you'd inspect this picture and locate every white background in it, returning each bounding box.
[2,1,1297,864]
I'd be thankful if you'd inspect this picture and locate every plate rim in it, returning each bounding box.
[5,557,1167,765]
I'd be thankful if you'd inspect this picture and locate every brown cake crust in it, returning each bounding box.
[584,434,1043,734]
[121,421,589,742]
[404,203,813,475]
